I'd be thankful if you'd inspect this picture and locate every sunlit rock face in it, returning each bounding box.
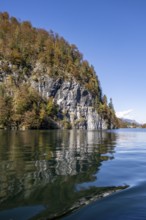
[0,60,110,130]
[31,76,108,130]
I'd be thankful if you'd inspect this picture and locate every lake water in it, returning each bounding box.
[0,129,146,219]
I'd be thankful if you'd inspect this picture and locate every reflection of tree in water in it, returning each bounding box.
[0,130,117,218]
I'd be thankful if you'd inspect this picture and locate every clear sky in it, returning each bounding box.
[1,0,146,123]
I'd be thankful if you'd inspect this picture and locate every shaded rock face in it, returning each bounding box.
[31,76,108,130]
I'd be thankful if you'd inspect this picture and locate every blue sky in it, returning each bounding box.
[1,0,146,123]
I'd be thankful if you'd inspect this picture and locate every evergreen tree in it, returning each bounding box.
[109,98,115,112]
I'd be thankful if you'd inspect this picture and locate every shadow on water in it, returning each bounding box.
[0,129,124,219]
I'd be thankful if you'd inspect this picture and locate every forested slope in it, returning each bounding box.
[0,12,119,129]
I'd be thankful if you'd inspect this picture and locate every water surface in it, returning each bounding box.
[0,129,146,219]
[64,129,146,220]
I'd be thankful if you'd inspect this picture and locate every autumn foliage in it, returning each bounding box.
[0,12,118,129]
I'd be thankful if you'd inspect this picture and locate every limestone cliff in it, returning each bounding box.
[31,75,107,130]
[1,68,108,129]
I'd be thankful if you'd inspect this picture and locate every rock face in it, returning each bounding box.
[31,75,108,130]
[0,61,111,130]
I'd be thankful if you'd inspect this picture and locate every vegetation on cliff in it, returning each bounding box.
[0,12,118,129]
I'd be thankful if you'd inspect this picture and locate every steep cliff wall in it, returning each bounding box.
[31,75,108,129]
[0,63,109,129]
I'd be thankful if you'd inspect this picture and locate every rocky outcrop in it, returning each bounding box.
[31,75,108,130]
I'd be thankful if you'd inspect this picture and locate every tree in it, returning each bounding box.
[46,97,58,117]
[102,95,107,105]
[0,96,12,127]
[22,110,40,129]
[109,98,115,112]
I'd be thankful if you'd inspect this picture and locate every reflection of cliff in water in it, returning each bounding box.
[0,130,117,215]
[35,130,116,178]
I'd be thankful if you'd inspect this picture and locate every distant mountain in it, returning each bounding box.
[118,117,141,128]
[121,118,140,125]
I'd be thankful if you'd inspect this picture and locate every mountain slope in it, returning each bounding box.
[0,12,118,130]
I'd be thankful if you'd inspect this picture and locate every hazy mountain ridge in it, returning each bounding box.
[121,118,140,125]
[118,117,142,128]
